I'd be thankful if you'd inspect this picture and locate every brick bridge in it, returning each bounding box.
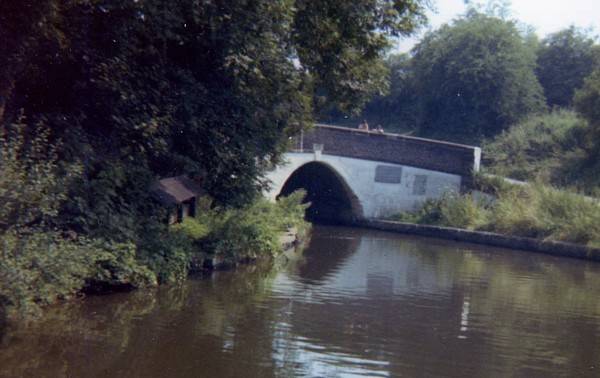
[265,124,481,222]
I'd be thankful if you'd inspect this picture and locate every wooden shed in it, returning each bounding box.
[151,175,208,224]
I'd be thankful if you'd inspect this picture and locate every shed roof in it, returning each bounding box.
[151,175,205,206]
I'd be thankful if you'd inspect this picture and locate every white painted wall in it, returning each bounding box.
[265,152,462,219]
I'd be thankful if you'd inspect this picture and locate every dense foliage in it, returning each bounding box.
[570,68,600,189]
[391,180,600,248]
[1,0,427,211]
[536,27,599,108]
[330,13,599,148]
[294,0,426,115]
[330,10,549,142]
[0,1,427,319]
[0,127,154,319]
[331,53,419,133]
[0,0,428,237]
[574,68,600,157]
[483,69,600,193]
[483,110,588,186]
[0,119,78,233]
[410,11,545,142]
[200,190,310,265]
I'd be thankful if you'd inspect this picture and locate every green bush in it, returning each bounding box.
[0,118,81,233]
[203,190,309,263]
[138,229,194,285]
[490,184,600,246]
[390,193,489,230]
[171,217,211,241]
[272,189,311,233]
[391,184,600,247]
[390,198,445,225]
[0,231,156,319]
[85,240,157,292]
[206,202,285,262]
[487,187,545,238]
[392,193,488,229]
[438,193,489,230]
[137,190,308,282]
[0,185,309,319]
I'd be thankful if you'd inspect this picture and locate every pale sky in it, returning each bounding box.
[395,0,600,53]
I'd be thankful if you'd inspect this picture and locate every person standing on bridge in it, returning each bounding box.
[358,120,369,131]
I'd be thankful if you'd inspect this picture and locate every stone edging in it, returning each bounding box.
[355,219,600,261]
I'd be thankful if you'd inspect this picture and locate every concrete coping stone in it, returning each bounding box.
[356,219,600,262]
[314,123,479,151]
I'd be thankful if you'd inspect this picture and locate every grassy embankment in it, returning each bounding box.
[390,111,600,248]
[483,109,600,192]
[390,176,600,248]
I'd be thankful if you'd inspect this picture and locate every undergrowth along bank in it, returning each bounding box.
[390,178,600,248]
[1,123,310,322]
[0,191,309,321]
[483,110,600,193]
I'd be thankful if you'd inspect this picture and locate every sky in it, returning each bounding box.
[395,0,600,53]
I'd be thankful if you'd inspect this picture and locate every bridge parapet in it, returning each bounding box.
[291,124,480,176]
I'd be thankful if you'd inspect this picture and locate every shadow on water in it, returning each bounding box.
[293,226,360,284]
[277,161,362,225]
[0,260,288,378]
[0,302,6,345]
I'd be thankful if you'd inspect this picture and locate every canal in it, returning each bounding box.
[2,225,600,377]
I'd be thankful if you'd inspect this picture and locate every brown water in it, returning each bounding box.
[2,226,600,378]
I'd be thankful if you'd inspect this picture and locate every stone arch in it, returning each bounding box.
[277,161,363,224]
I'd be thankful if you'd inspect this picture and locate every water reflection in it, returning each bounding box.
[2,226,600,377]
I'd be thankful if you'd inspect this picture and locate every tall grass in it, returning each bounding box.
[483,110,588,186]
[390,184,600,248]
[391,193,489,230]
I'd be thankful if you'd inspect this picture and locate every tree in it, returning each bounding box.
[293,0,426,116]
[0,118,79,233]
[536,26,598,108]
[0,0,428,239]
[410,11,546,143]
[359,53,420,132]
[574,69,600,157]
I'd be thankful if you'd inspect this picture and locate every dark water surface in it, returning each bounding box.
[2,226,600,377]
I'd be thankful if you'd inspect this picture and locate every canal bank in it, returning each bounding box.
[0,192,311,323]
[189,226,308,272]
[355,218,600,262]
[0,224,309,328]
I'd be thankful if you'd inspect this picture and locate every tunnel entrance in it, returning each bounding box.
[277,162,361,224]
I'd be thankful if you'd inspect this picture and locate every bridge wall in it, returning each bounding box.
[292,124,480,176]
[266,152,462,219]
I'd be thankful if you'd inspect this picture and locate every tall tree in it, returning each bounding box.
[410,11,546,143]
[574,69,600,158]
[536,26,598,108]
[359,53,420,132]
[0,0,427,238]
[293,0,426,115]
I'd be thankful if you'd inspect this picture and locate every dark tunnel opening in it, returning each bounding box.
[277,162,361,224]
